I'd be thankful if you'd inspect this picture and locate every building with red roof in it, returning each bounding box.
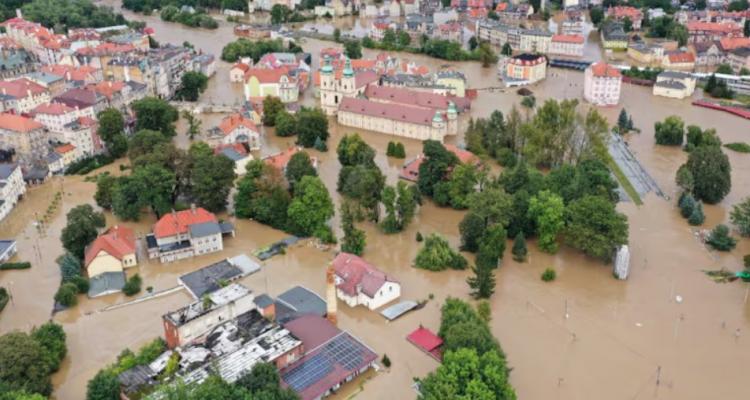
[84,225,137,297]
[0,112,48,162]
[262,146,318,172]
[399,144,478,182]
[146,205,235,263]
[584,62,622,106]
[407,326,443,361]
[687,21,743,43]
[207,113,260,150]
[662,51,696,70]
[281,315,378,400]
[0,78,51,113]
[550,34,585,57]
[331,252,400,310]
[607,6,643,30]
[230,61,252,83]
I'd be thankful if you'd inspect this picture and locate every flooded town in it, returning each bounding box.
[1,0,750,399]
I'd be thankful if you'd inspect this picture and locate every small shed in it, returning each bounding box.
[407,326,443,361]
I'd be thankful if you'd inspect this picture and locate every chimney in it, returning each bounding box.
[190,203,196,215]
[326,264,337,326]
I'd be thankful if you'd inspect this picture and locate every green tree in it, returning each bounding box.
[182,110,202,141]
[706,224,737,251]
[175,71,208,101]
[617,109,629,133]
[340,202,366,255]
[285,151,317,192]
[190,152,236,212]
[684,145,731,204]
[418,140,459,197]
[333,27,341,42]
[477,41,498,68]
[467,260,495,298]
[675,164,694,193]
[564,196,629,261]
[688,202,705,226]
[730,197,750,237]
[679,192,697,218]
[234,163,291,230]
[270,4,292,23]
[344,40,362,59]
[511,232,527,262]
[0,332,52,396]
[262,96,285,126]
[397,30,411,47]
[590,7,604,25]
[131,163,176,217]
[654,115,685,146]
[438,163,478,209]
[467,187,514,229]
[414,234,467,271]
[685,125,721,152]
[57,252,82,283]
[111,176,146,221]
[131,97,178,136]
[61,204,105,259]
[128,129,169,161]
[54,283,78,307]
[31,322,66,374]
[469,36,478,51]
[287,176,334,238]
[338,164,385,220]
[337,134,376,167]
[501,42,512,56]
[728,0,749,11]
[96,108,127,157]
[382,29,397,48]
[459,212,486,252]
[94,173,116,210]
[380,181,418,233]
[528,190,565,253]
[274,110,296,137]
[296,107,329,147]
[122,274,142,296]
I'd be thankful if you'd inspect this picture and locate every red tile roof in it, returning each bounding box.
[608,6,642,19]
[407,326,443,360]
[231,62,251,73]
[719,37,750,51]
[244,67,290,84]
[217,113,258,135]
[667,51,696,64]
[338,96,437,127]
[32,102,74,116]
[0,78,47,98]
[589,62,622,78]
[263,146,300,171]
[55,143,76,154]
[332,253,396,298]
[0,112,44,133]
[84,225,136,268]
[399,144,477,181]
[42,64,99,81]
[283,314,341,349]
[365,85,468,111]
[552,34,585,44]
[88,81,125,99]
[153,207,217,238]
[686,21,742,33]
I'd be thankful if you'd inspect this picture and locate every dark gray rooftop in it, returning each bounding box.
[179,259,243,299]
[254,293,274,309]
[88,271,126,298]
[0,163,18,180]
[654,79,687,90]
[118,364,156,395]
[275,286,326,324]
[189,221,221,238]
[658,71,692,80]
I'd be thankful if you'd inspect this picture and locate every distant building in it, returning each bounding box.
[653,71,696,99]
[662,51,696,71]
[687,21,743,44]
[0,113,49,163]
[0,163,26,221]
[0,78,51,113]
[584,62,622,106]
[435,70,467,97]
[243,67,299,103]
[145,205,235,263]
[607,6,643,30]
[627,43,665,65]
[179,255,260,299]
[690,41,724,70]
[504,53,547,85]
[214,143,252,176]
[550,34,585,57]
[230,61,251,83]
[331,252,401,310]
[600,21,628,50]
[319,57,379,115]
[162,284,257,348]
[728,48,750,74]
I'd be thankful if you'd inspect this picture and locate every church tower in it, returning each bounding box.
[320,56,337,115]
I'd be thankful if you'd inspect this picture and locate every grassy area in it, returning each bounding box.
[606,157,643,206]
[724,142,750,153]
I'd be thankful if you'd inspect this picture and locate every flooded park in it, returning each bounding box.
[1,3,750,399]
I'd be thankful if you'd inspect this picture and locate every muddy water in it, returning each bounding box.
[2,5,750,400]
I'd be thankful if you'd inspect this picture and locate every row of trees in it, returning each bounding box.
[123,0,243,13]
[19,0,127,33]
[357,33,497,66]
[269,102,331,149]
[270,4,311,24]
[221,39,302,63]
[0,322,67,397]
[159,5,218,29]
[417,298,516,399]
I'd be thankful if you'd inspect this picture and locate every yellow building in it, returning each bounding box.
[243,68,299,103]
[434,71,467,97]
[84,225,137,278]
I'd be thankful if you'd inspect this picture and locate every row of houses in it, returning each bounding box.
[476,20,585,58]
[229,52,310,104]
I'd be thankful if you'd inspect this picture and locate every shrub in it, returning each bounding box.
[541,268,556,282]
[724,142,750,153]
[706,224,737,251]
[381,354,391,368]
[70,276,90,294]
[416,232,423,242]
[678,192,696,218]
[0,287,8,312]
[511,232,527,262]
[0,262,31,270]
[495,147,517,168]
[122,274,142,296]
[54,283,79,307]
[414,234,467,271]
[688,203,705,226]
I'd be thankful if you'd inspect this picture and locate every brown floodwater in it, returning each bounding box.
[2,5,750,399]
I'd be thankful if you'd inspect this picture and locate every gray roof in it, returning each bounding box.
[27,72,63,85]
[275,286,326,323]
[253,293,274,308]
[219,147,246,161]
[0,240,16,258]
[179,259,245,299]
[654,80,687,90]
[380,300,418,321]
[45,152,62,164]
[0,163,18,179]
[219,221,235,235]
[658,70,692,80]
[88,271,126,298]
[23,165,49,182]
[118,364,156,395]
[189,221,222,238]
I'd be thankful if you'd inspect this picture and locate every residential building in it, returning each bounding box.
[233,24,272,40]
[435,70,467,97]
[653,71,696,99]
[41,64,102,86]
[728,48,750,73]
[52,87,106,116]
[25,72,66,96]
[162,284,257,348]
[550,34,585,57]
[504,53,547,84]
[45,151,64,175]
[691,40,724,70]
[207,113,261,150]
[628,43,665,65]
[31,102,89,138]
[0,78,51,113]
[54,143,79,168]
[331,253,400,310]
[62,117,101,158]
[687,21,743,43]
[191,54,216,77]
[243,67,299,103]
[263,146,319,173]
[0,113,48,163]
[230,60,251,83]
[179,255,260,299]
[84,225,137,297]
[607,6,643,30]
[600,22,629,50]
[662,51,696,71]
[0,163,26,221]
[584,62,622,106]
[434,22,463,43]
[519,29,552,54]
[214,143,253,176]
[145,205,235,263]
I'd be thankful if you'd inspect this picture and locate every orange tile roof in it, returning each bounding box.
[153,208,217,238]
[263,146,300,171]
[42,64,99,82]
[217,113,258,135]
[84,225,136,268]
[244,67,290,84]
[0,112,44,133]
[88,81,126,99]
[55,143,76,154]
[231,62,251,73]
[552,34,585,44]
[686,21,742,33]
[719,37,750,50]
[589,62,621,78]
[608,6,642,19]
